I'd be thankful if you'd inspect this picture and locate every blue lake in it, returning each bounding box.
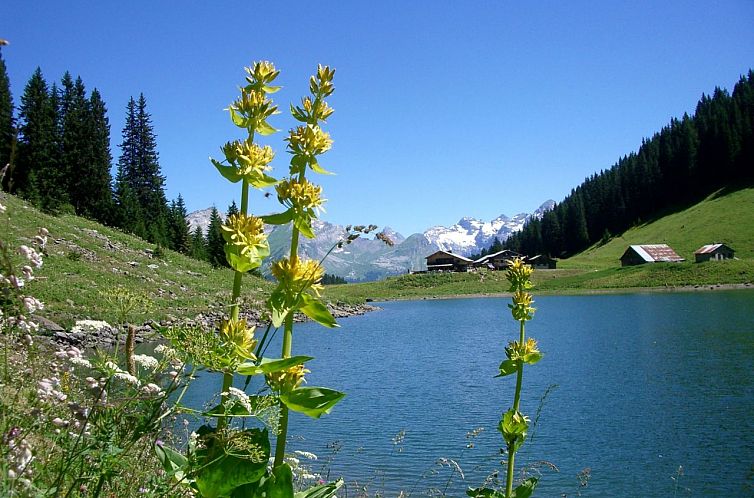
[183,290,754,496]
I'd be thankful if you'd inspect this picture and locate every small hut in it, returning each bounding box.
[620,244,684,267]
[425,250,474,272]
[694,243,735,263]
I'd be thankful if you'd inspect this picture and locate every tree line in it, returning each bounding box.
[0,48,230,265]
[504,70,754,259]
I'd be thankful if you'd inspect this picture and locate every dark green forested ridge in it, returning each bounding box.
[0,59,200,258]
[505,70,754,258]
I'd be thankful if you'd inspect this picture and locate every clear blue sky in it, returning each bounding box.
[3,1,753,236]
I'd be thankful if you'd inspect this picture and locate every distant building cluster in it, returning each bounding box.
[421,250,556,273]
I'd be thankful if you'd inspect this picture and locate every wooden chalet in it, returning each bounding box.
[474,250,521,270]
[620,244,684,267]
[527,254,557,269]
[425,251,474,272]
[694,243,735,263]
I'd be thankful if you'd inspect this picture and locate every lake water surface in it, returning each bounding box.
[183,291,754,496]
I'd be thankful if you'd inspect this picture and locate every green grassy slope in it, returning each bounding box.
[326,187,754,302]
[563,187,754,269]
[0,194,273,327]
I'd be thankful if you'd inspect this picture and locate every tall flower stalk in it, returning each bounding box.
[210,62,278,429]
[264,64,340,467]
[470,258,542,497]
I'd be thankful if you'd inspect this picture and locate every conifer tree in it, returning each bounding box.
[115,94,170,245]
[206,206,226,268]
[15,68,57,207]
[226,200,238,221]
[80,88,114,222]
[61,75,90,212]
[168,194,191,254]
[190,225,208,261]
[0,47,13,177]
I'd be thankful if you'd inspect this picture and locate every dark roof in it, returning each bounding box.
[425,250,473,262]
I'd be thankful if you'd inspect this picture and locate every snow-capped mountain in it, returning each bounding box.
[422,200,555,256]
[186,199,554,280]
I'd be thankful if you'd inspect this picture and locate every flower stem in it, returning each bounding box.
[219,178,250,431]
[506,319,526,498]
[273,167,305,466]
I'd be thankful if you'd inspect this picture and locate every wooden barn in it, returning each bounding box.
[474,250,521,270]
[620,244,684,267]
[425,251,474,272]
[694,243,735,263]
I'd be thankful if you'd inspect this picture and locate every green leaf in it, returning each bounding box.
[290,155,307,173]
[511,477,538,498]
[266,463,294,498]
[230,107,247,128]
[300,294,339,328]
[522,351,543,365]
[293,215,315,239]
[236,356,314,376]
[194,428,270,498]
[496,359,519,377]
[309,160,334,175]
[211,158,242,183]
[154,442,188,481]
[294,479,344,498]
[280,387,345,419]
[262,209,294,225]
[225,243,267,273]
[257,120,278,136]
[249,173,279,189]
[263,85,282,94]
[269,287,296,328]
[203,395,276,418]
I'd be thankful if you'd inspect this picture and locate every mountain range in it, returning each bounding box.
[186,200,555,281]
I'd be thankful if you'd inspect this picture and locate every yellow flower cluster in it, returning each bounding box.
[220,318,258,361]
[309,64,335,97]
[221,214,267,255]
[246,60,279,87]
[275,178,325,211]
[271,258,325,296]
[266,364,309,393]
[287,124,333,157]
[505,257,534,292]
[222,140,274,177]
[292,96,334,123]
[505,338,540,361]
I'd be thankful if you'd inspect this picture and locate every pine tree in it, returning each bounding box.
[168,194,191,254]
[0,47,14,178]
[15,68,58,207]
[190,226,208,261]
[81,88,114,223]
[61,76,91,213]
[115,94,170,245]
[206,206,226,268]
[226,200,238,221]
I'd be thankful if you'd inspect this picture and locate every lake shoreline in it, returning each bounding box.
[365,282,754,303]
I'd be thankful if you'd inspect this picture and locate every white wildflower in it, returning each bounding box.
[22,296,43,314]
[225,387,253,413]
[9,275,24,289]
[69,357,92,369]
[112,371,140,386]
[133,354,159,370]
[294,450,318,460]
[0,202,5,213]
[21,265,34,280]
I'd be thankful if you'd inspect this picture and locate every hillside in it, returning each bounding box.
[562,187,754,269]
[325,187,754,302]
[0,193,273,328]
